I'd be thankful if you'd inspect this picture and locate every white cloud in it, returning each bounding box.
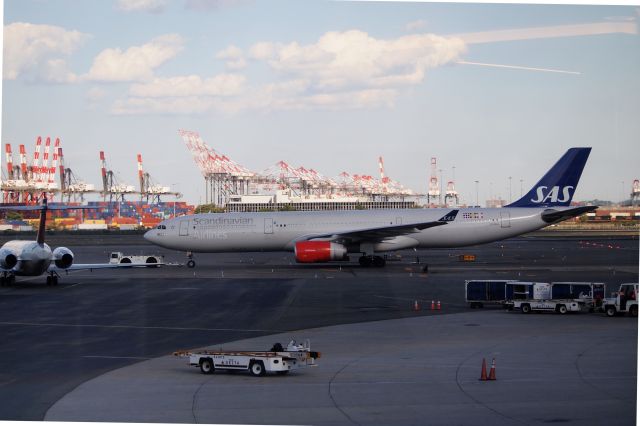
[3,22,88,81]
[249,30,466,89]
[129,73,246,97]
[116,0,167,14]
[85,34,184,82]
[111,29,465,115]
[216,45,247,70]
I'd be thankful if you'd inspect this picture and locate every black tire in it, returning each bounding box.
[199,358,214,374]
[558,305,568,315]
[372,256,386,268]
[145,257,159,268]
[187,260,196,268]
[358,256,372,267]
[46,276,52,286]
[249,361,265,377]
[521,304,531,314]
[605,306,616,317]
[120,258,132,264]
[629,305,638,318]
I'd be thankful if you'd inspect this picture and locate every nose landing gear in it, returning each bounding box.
[186,251,196,268]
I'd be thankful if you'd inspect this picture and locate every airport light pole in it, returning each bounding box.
[520,178,523,197]
[474,180,479,207]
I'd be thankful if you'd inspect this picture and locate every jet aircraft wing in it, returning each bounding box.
[48,262,165,272]
[302,210,458,244]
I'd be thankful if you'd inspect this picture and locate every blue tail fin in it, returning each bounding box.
[506,148,591,208]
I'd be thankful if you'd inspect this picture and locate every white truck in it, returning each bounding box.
[174,340,321,376]
[601,283,638,317]
[509,282,583,314]
[109,251,164,266]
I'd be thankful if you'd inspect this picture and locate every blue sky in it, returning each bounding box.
[2,0,639,205]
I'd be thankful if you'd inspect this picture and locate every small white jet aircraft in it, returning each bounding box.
[144,148,596,269]
[0,198,153,286]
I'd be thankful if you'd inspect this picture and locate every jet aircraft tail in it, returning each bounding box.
[506,148,591,208]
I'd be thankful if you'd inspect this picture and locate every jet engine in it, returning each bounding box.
[52,247,74,269]
[0,248,18,269]
[294,241,348,263]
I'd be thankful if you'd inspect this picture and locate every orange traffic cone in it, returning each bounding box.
[479,358,488,381]
[436,300,441,310]
[413,300,420,311]
[431,300,435,310]
[488,358,496,380]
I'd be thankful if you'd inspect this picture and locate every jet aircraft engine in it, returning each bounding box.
[294,241,348,263]
[53,247,74,269]
[0,248,18,269]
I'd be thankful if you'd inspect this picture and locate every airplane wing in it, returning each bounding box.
[301,210,458,244]
[48,262,165,272]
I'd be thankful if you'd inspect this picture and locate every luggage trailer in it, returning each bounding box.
[174,340,320,376]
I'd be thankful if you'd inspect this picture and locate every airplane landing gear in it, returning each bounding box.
[46,271,60,286]
[358,255,386,268]
[1,272,16,287]
[186,252,196,268]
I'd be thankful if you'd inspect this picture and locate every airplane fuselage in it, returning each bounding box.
[1,241,53,276]
[144,207,550,253]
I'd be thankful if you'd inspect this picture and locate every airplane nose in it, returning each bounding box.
[143,229,155,242]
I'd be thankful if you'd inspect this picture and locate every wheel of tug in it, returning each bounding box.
[249,361,266,377]
[372,256,386,267]
[187,260,196,268]
[521,304,531,314]
[199,358,214,374]
[557,304,568,315]
[145,257,159,268]
[629,305,638,318]
[46,276,52,286]
[605,306,616,317]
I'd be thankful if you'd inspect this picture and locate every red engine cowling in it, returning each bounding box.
[294,241,347,263]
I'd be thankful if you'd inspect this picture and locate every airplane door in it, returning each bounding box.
[264,218,274,234]
[500,212,511,228]
[395,217,403,225]
[179,220,189,236]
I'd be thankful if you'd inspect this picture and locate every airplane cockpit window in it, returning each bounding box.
[156,225,167,230]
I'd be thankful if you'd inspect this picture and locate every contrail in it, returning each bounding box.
[456,60,581,75]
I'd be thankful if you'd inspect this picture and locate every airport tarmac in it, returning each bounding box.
[0,233,637,424]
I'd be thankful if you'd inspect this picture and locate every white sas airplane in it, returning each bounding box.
[0,198,156,286]
[144,148,596,269]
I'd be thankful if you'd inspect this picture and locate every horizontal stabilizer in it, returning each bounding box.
[541,206,598,224]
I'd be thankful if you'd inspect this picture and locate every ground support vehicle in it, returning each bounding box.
[173,340,320,376]
[551,282,606,312]
[511,299,582,314]
[601,283,638,317]
[465,280,533,308]
[109,251,164,266]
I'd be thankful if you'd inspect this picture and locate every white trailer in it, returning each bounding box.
[174,340,321,376]
[109,251,164,266]
[512,299,582,314]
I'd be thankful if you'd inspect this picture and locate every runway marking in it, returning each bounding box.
[83,355,151,360]
[0,321,285,333]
